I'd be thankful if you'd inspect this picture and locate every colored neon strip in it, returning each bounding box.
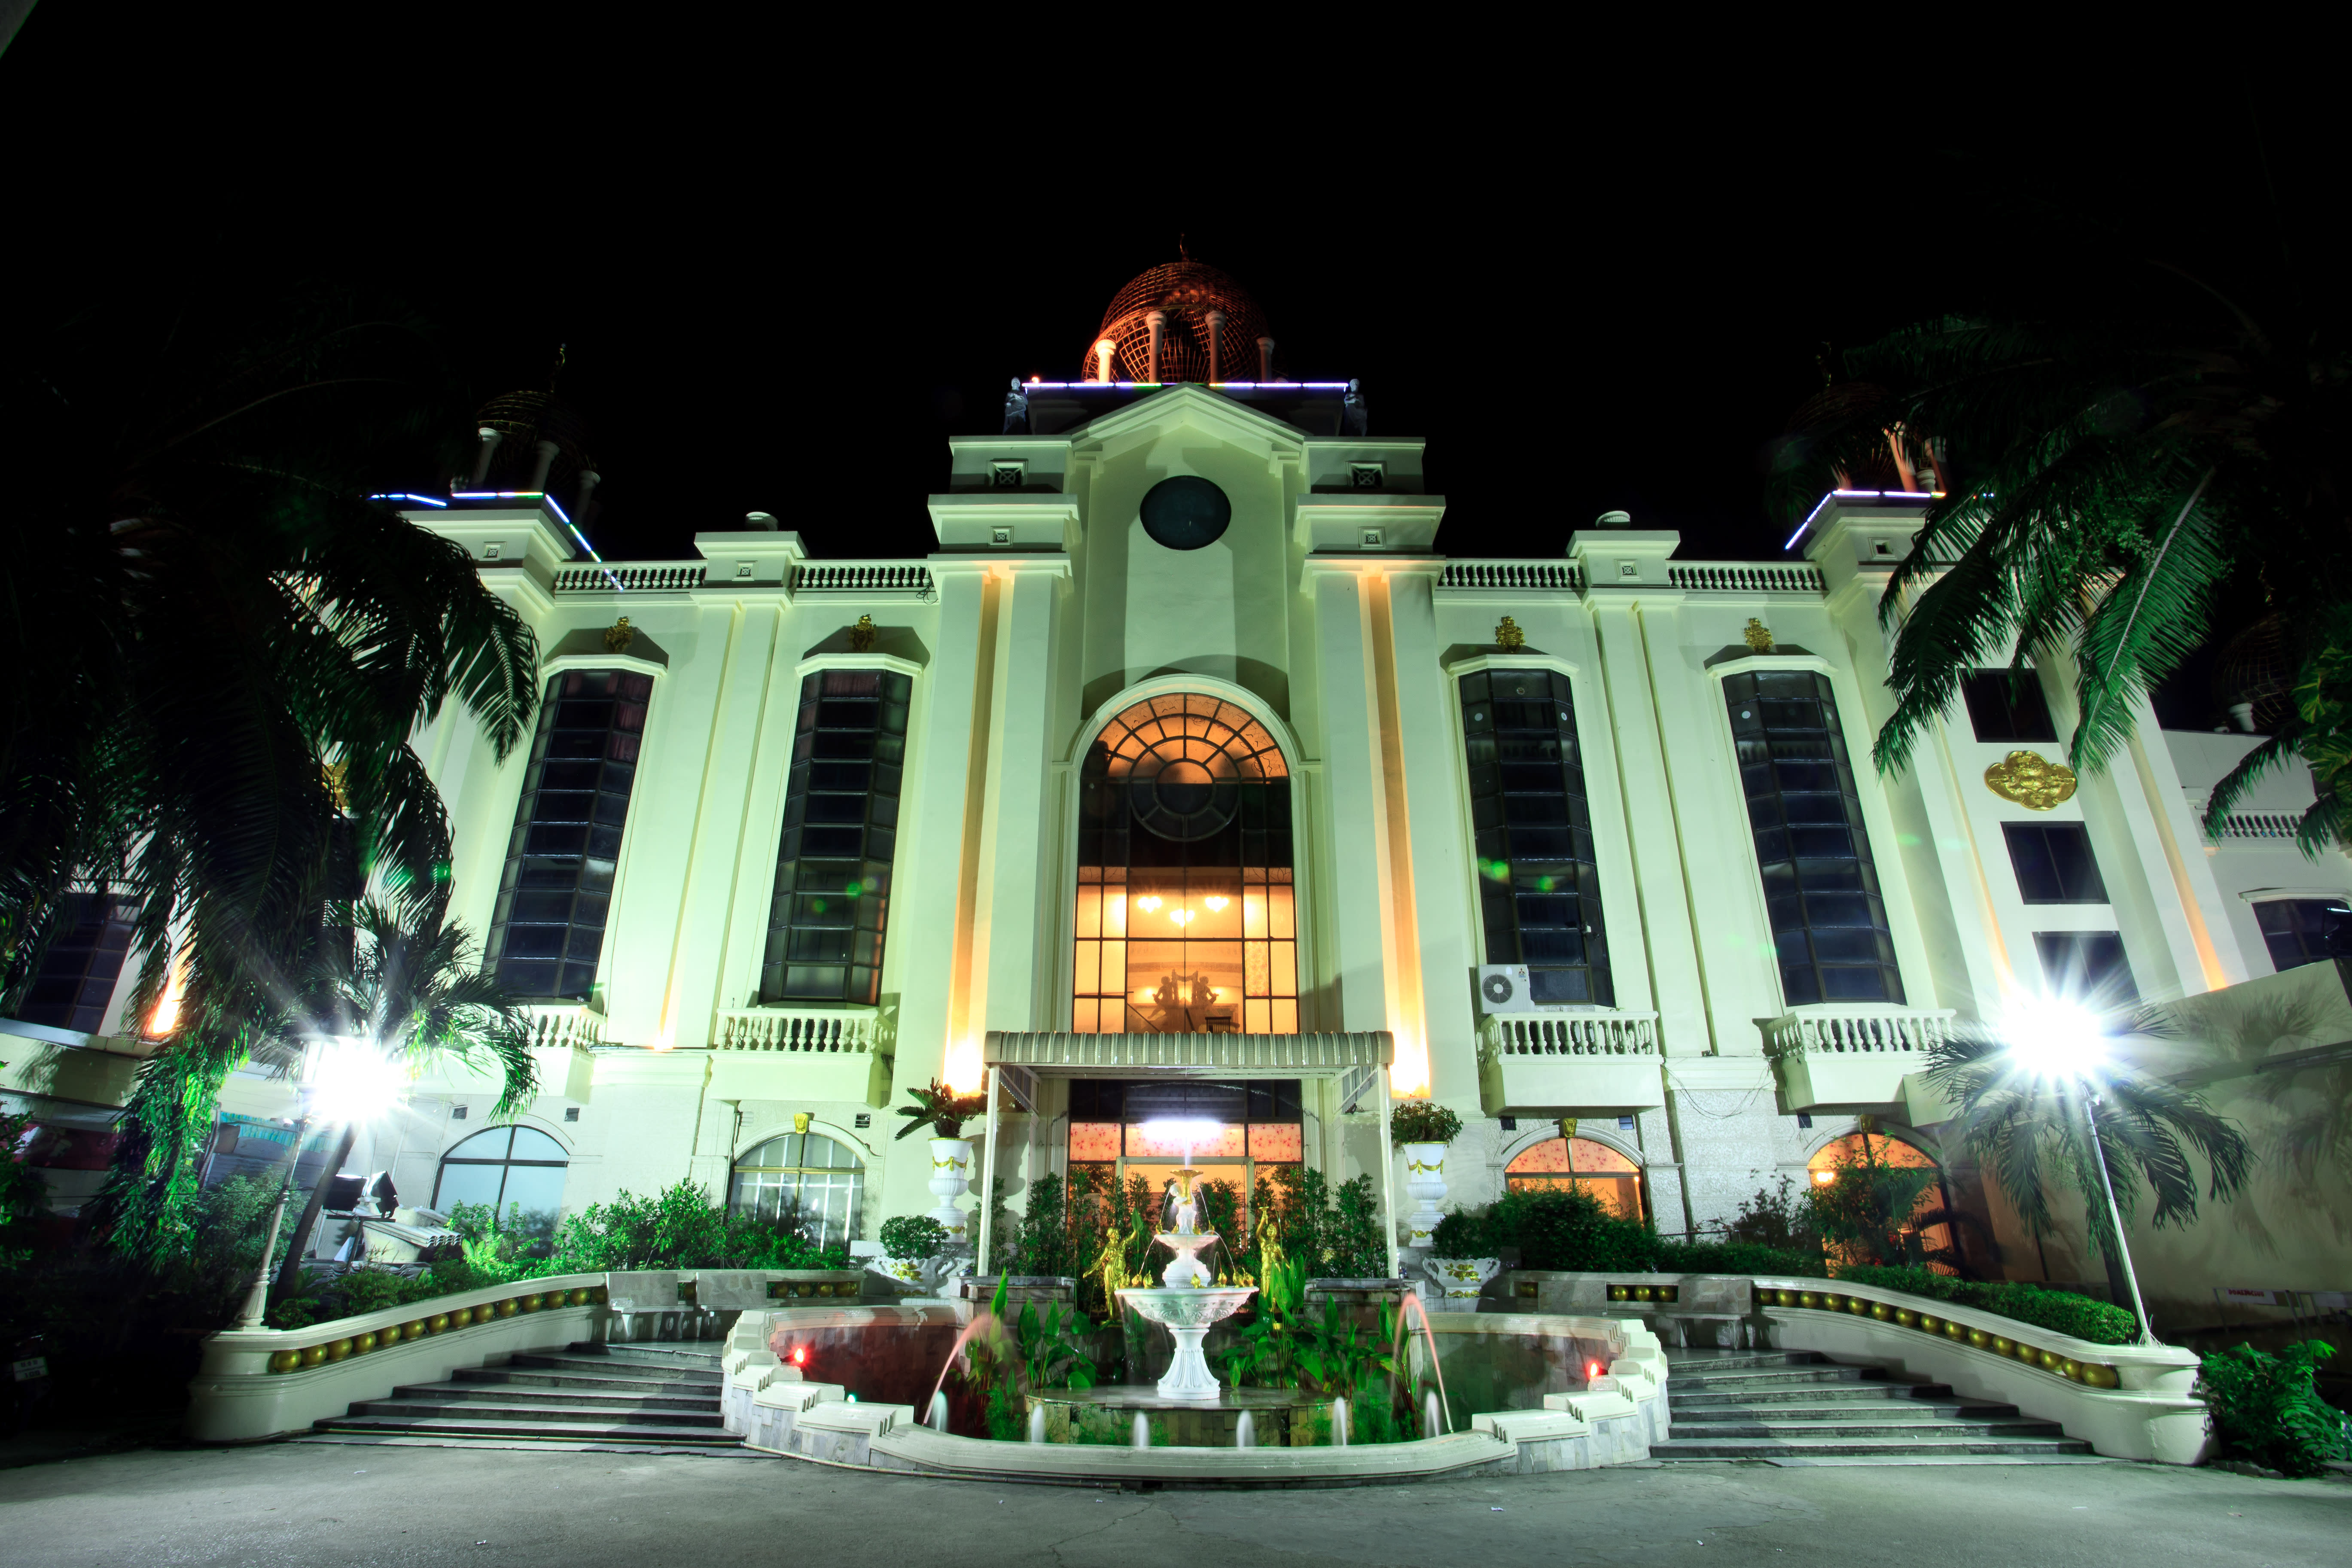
[369,492,448,508]
[1785,488,1948,550]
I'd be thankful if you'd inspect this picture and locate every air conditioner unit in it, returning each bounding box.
[1477,964,1595,1017]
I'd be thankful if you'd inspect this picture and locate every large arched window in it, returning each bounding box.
[1072,694,1295,1034]
[1505,1135,1644,1221]
[432,1126,569,1220]
[1808,1129,1956,1270]
[730,1131,864,1247]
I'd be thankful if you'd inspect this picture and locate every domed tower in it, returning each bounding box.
[1086,260,1275,385]
[460,361,603,533]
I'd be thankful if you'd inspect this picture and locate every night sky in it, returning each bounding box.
[7,15,2335,579]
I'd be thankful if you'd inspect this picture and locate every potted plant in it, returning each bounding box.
[1422,1207,1501,1303]
[873,1215,950,1291]
[1389,1100,1464,1251]
[895,1079,988,1243]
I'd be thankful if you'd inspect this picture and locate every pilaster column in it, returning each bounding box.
[1309,564,1395,1033]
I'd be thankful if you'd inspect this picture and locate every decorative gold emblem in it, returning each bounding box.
[1743,618,1775,653]
[1557,1116,1578,1142]
[603,616,634,653]
[321,760,350,814]
[1983,749,2078,811]
[847,614,877,653]
[792,1111,812,1134]
[1494,616,1526,650]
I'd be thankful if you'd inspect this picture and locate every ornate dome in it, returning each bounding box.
[472,387,596,499]
[1087,261,1273,384]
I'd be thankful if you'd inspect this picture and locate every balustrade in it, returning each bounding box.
[1663,561,1825,594]
[551,562,708,592]
[789,563,935,595]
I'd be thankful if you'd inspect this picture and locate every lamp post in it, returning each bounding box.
[2006,997,2160,1347]
[233,1114,311,1331]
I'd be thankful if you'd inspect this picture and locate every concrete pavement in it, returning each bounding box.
[1,1441,2346,1567]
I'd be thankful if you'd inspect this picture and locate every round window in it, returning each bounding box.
[1139,475,1231,551]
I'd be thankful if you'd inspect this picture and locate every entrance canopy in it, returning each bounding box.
[973,1031,1399,1278]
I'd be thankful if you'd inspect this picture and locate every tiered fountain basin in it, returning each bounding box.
[1027,1384,1337,1447]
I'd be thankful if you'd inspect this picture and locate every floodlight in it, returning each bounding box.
[2004,995,2109,1081]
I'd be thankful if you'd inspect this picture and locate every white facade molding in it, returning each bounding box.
[982,1030,1393,1075]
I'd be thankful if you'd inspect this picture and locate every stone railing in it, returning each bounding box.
[1486,1011,1660,1057]
[1664,561,1825,594]
[519,1004,605,1050]
[789,562,935,596]
[1437,560,1582,593]
[1759,1005,1955,1060]
[714,1007,878,1053]
[551,561,709,592]
[2214,809,2303,840]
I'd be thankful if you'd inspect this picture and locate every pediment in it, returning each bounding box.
[1066,384,1310,465]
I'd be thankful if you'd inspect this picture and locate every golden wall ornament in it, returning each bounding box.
[1494,616,1526,650]
[1557,1116,1578,1142]
[1743,618,1775,653]
[793,1111,812,1134]
[603,616,634,653]
[847,614,878,653]
[1984,749,2079,810]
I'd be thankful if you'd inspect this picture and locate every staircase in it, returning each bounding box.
[1651,1348,2101,1464]
[306,1342,745,1453]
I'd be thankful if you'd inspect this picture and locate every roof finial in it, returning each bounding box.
[1179,232,1190,262]
[548,342,568,392]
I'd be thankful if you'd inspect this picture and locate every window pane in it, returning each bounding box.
[763,671,908,1003]
[508,1127,567,1160]
[19,892,140,1033]
[1726,673,1904,1005]
[1962,670,2059,743]
[498,1163,567,1217]
[1457,670,1612,1005]
[487,670,652,999]
[432,1161,507,1211]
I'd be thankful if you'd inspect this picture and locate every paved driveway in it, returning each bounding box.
[2,1442,2345,1567]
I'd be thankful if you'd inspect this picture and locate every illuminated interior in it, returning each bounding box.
[1072,694,1295,1033]
[1504,1136,1645,1221]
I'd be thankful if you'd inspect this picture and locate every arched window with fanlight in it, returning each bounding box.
[1504,1135,1644,1221]
[432,1125,570,1222]
[1071,693,1296,1034]
[730,1130,864,1247]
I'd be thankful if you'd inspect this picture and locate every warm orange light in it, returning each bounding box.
[943,1038,984,1095]
[1170,909,1194,927]
[147,958,188,1038]
[1203,896,1229,912]
[1813,1169,1836,1186]
[1388,1034,1432,1096]
[1137,989,1155,1003]
[791,1346,809,1366]
[1136,895,1163,912]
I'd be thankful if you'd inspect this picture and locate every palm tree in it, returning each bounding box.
[1,276,539,1255]
[271,897,536,1301]
[1775,268,2348,851]
[1921,1022,2253,1326]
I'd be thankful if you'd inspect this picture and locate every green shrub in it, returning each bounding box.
[1324,1175,1387,1278]
[1490,1187,1656,1271]
[1428,1208,1488,1257]
[880,1214,949,1262]
[1389,1102,1463,1145]
[1830,1262,2139,1345]
[1654,1239,1828,1278]
[2199,1341,2352,1477]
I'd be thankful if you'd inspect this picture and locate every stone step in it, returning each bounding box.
[400,1382,716,1414]
[454,1366,723,1399]
[349,1397,727,1428]
[1653,1435,2096,1459]
[1671,1383,1955,1409]
[576,1342,727,1370]
[1668,1369,1880,1392]
[1663,1352,1824,1373]
[314,1413,737,1445]
[1668,1417,2069,1440]
[1670,1400,2019,1423]
[507,1352,722,1386]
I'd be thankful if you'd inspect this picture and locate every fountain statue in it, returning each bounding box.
[1114,1166,1258,1400]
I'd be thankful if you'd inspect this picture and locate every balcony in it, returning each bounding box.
[1478,1012,1665,1115]
[712,1007,891,1106]
[1761,1005,1957,1117]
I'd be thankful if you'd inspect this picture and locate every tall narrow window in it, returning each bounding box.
[485,669,652,1000]
[2034,931,2137,1009]
[762,669,910,1004]
[1961,670,2058,743]
[19,892,138,1032]
[2003,822,2108,903]
[2253,898,2352,971]
[1725,670,1905,1005]
[1072,694,1295,1033]
[1459,669,1612,1005]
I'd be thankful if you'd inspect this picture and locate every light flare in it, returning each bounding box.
[943,1038,984,1095]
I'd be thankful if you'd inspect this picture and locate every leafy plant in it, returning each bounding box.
[893,1078,987,1142]
[879,1214,948,1264]
[1015,1297,1097,1392]
[1428,1208,1487,1258]
[1296,1296,1399,1402]
[1389,1101,1463,1145]
[1652,1239,1828,1279]
[1325,1175,1388,1278]
[1722,1174,1820,1253]
[1806,1136,1975,1271]
[2199,1340,2352,1477]
[1831,1263,2139,1344]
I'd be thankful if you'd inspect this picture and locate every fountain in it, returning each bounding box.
[1112,1166,1258,1400]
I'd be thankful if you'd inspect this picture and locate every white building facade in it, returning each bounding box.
[12,268,2341,1282]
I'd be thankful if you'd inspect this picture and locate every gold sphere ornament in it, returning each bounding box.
[1871,1302,1894,1321]
[1917,1315,1942,1335]
[268,1350,303,1374]
[1967,1328,1991,1349]
[326,1339,353,1362]
[428,1313,451,1334]
[2061,1358,2084,1381]
[591,1286,609,1304]
[300,1344,328,1368]
[570,1288,592,1306]
[1983,749,2079,810]
[2015,1340,2039,1362]
[2082,1364,2121,1389]
[2038,1348,2063,1371]
[1989,1335,2014,1357]
[1943,1319,1966,1340]
[403,1320,427,1340]
[497,1298,520,1317]
[449,1307,472,1328]
[1847,1295,1871,1316]
[1778,1289,1800,1307]
[1798,1291,1821,1309]
[520,1293,542,1312]
[1894,1308,1916,1327]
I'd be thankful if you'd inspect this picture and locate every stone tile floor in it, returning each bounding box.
[0,1434,2345,1567]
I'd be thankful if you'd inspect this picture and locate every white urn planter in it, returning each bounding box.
[1400,1141,1449,1250]
[1422,1255,1501,1303]
[870,1254,927,1291]
[927,1137,974,1242]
